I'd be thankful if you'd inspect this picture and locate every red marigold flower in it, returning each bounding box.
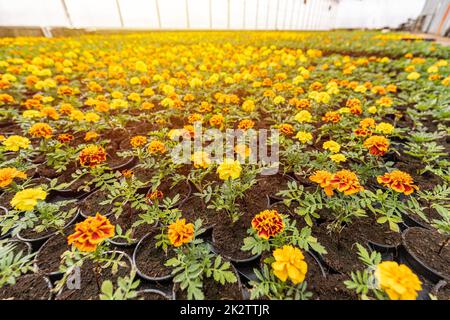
[377,170,418,195]
[57,133,74,143]
[363,135,390,156]
[251,210,285,239]
[322,111,341,123]
[79,145,107,167]
[354,127,372,136]
[67,213,115,252]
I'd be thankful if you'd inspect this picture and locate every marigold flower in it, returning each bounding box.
[294,110,312,123]
[251,210,284,239]
[295,131,313,143]
[323,140,341,153]
[237,119,255,130]
[10,187,46,211]
[322,111,341,123]
[57,133,74,143]
[354,127,373,136]
[85,112,100,122]
[0,168,27,188]
[130,135,147,148]
[84,131,99,141]
[191,151,211,169]
[377,170,418,195]
[2,135,30,151]
[309,170,334,196]
[363,135,390,156]
[329,170,364,195]
[147,190,164,202]
[271,245,308,284]
[279,123,294,136]
[375,122,394,135]
[330,153,347,163]
[28,123,53,139]
[407,72,421,80]
[209,114,224,128]
[234,144,251,159]
[359,118,376,129]
[168,219,194,247]
[121,169,134,178]
[79,145,107,167]
[375,261,422,300]
[376,97,393,107]
[217,158,242,180]
[147,140,166,154]
[67,213,115,252]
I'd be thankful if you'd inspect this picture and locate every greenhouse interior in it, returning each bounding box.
[0,0,449,304]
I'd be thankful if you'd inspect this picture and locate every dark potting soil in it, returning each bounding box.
[157,180,190,204]
[404,227,450,279]
[108,206,157,245]
[133,166,155,186]
[135,291,169,300]
[352,215,402,247]
[56,253,131,300]
[36,163,61,179]
[405,206,443,229]
[179,196,215,230]
[270,201,308,229]
[18,201,78,240]
[106,146,132,169]
[312,274,358,300]
[134,232,175,279]
[254,174,292,199]
[0,274,51,300]
[56,163,93,192]
[79,189,113,217]
[313,224,366,274]
[212,193,269,261]
[175,272,243,300]
[10,240,31,256]
[35,227,74,274]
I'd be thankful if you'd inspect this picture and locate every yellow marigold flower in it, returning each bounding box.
[10,187,46,211]
[216,158,242,180]
[375,261,422,300]
[209,114,224,128]
[323,140,341,153]
[273,95,285,105]
[251,210,284,239]
[376,97,393,107]
[295,131,313,144]
[0,168,27,188]
[271,245,307,284]
[294,110,312,123]
[330,153,347,163]
[191,151,211,169]
[407,72,421,80]
[79,145,107,167]
[360,118,376,129]
[2,135,30,151]
[67,213,115,252]
[375,122,394,135]
[23,110,42,118]
[234,144,251,158]
[427,66,438,73]
[135,61,147,73]
[84,131,99,142]
[377,170,418,195]
[368,106,377,114]
[130,77,140,85]
[29,123,53,139]
[111,91,123,99]
[70,109,85,121]
[364,135,390,156]
[130,135,147,148]
[147,140,166,154]
[84,112,100,123]
[168,219,194,247]
[188,113,203,124]
[237,119,255,130]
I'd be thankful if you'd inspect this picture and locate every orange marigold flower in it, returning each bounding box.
[84,131,99,141]
[147,140,166,154]
[168,219,194,247]
[121,169,134,178]
[67,213,115,252]
[279,123,294,136]
[0,167,27,188]
[130,135,147,148]
[29,123,53,139]
[359,118,376,129]
[329,170,364,195]
[209,114,224,128]
[377,170,418,195]
[363,135,390,156]
[251,210,285,239]
[79,145,107,167]
[238,119,255,130]
[354,127,372,136]
[57,133,74,143]
[322,111,341,123]
[309,170,334,196]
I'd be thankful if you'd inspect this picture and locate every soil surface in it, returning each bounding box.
[0,274,51,300]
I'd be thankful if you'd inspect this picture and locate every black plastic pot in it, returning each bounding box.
[16,207,80,252]
[135,288,174,300]
[133,231,174,282]
[79,189,111,219]
[210,231,261,265]
[400,227,449,284]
